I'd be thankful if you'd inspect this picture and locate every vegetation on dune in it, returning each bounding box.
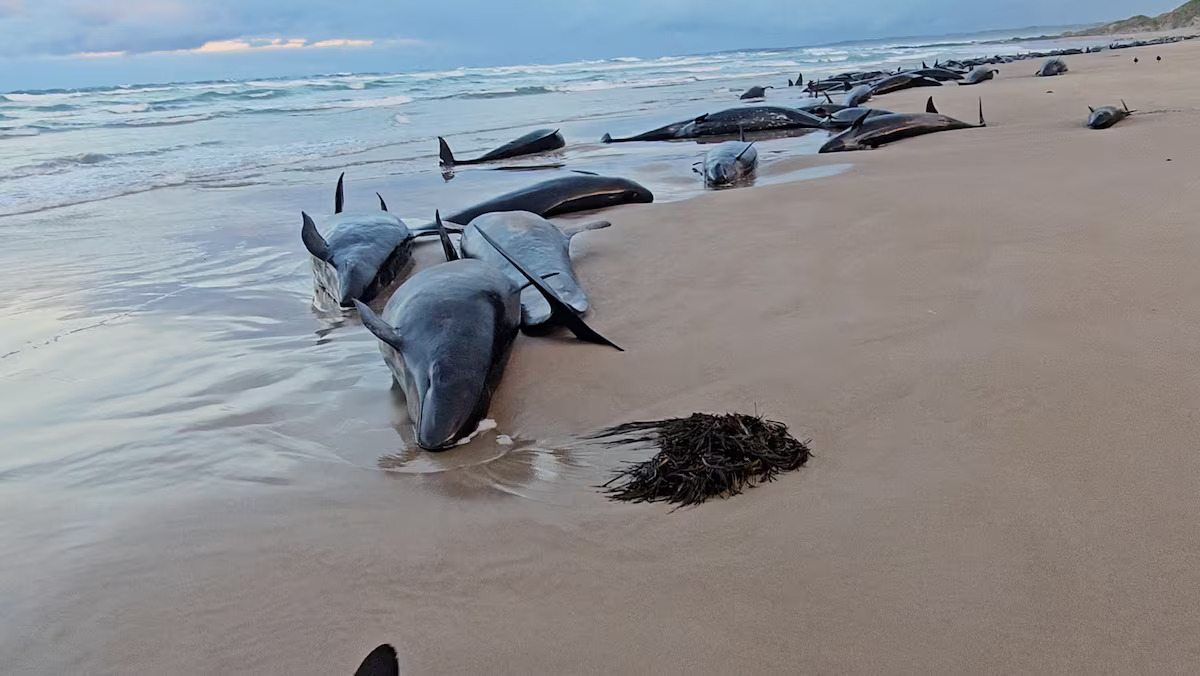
[1070,0,1200,35]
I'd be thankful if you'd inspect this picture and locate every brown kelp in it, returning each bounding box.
[595,413,811,507]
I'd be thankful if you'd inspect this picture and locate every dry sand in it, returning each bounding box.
[15,40,1200,675]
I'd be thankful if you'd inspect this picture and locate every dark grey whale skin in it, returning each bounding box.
[442,174,653,225]
[438,128,565,166]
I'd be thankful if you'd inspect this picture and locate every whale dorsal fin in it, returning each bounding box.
[1088,106,1095,113]
[377,192,388,211]
[824,91,834,104]
[926,97,939,114]
[354,644,399,676]
[850,110,871,131]
[693,113,709,124]
[474,227,623,351]
[434,211,458,262]
[334,172,344,214]
[736,142,755,160]
[354,301,403,350]
[301,212,331,262]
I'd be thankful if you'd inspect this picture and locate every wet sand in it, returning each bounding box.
[9,39,1200,674]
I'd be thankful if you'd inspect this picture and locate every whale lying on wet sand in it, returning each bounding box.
[1037,57,1069,76]
[460,211,610,328]
[301,173,415,308]
[700,139,757,187]
[443,173,653,225]
[843,84,873,108]
[355,215,621,450]
[869,73,943,96]
[601,118,694,143]
[819,97,984,153]
[1087,100,1134,129]
[821,106,894,129]
[959,67,998,85]
[438,128,565,166]
[739,85,773,100]
[674,105,824,138]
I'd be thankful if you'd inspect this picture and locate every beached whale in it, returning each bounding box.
[301,174,415,308]
[354,645,398,676]
[907,67,965,81]
[819,97,984,153]
[797,92,846,118]
[438,128,565,166]
[674,105,825,138]
[355,216,620,450]
[1036,57,1069,76]
[601,118,694,143]
[1087,100,1134,129]
[959,67,999,85]
[443,173,653,225]
[460,211,610,328]
[740,85,773,100]
[700,139,757,187]
[870,73,943,96]
[844,84,873,108]
[821,106,894,129]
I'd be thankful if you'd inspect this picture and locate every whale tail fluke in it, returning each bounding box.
[354,644,399,676]
[437,137,456,166]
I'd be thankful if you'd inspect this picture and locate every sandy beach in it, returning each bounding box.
[10,37,1200,674]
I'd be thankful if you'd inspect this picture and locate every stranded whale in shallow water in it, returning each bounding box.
[700,136,757,187]
[739,85,773,100]
[819,97,984,153]
[1087,100,1134,129]
[355,215,621,450]
[438,128,565,166]
[443,173,653,225]
[301,173,417,308]
[675,105,824,138]
[460,211,611,328]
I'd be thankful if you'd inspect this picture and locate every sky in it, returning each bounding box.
[0,0,1182,90]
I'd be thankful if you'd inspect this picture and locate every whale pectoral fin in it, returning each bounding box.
[335,172,345,214]
[301,212,331,262]
[354,644,399,676]
[562,220,612,239]
[354,301,404,350]
[519,272,561,291]
[377,192,388,211]
[434,211,458,262]
[926,97,939,114]
[474,228,623,351]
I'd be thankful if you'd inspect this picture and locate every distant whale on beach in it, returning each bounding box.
[1036,57,1069,76]
[959,67,998,85]
[869,73,943,96]
[355,215,620,450]
[301,174,415,308]
[843,84,873,108]
[442,173,653,225]
[460,211,611,328]
[1087,100,1134,129]
[740,85,773,100]
[438,128,565,166]
[674,105,825,138]
[819,97,984,153]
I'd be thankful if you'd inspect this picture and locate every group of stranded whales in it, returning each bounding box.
[301,41,1157,450]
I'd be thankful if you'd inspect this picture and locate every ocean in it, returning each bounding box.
[0,32,1097,218]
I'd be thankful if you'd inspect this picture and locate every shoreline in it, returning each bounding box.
[11,35,1200,675]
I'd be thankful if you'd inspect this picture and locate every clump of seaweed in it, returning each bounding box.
[594,413,811,508]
